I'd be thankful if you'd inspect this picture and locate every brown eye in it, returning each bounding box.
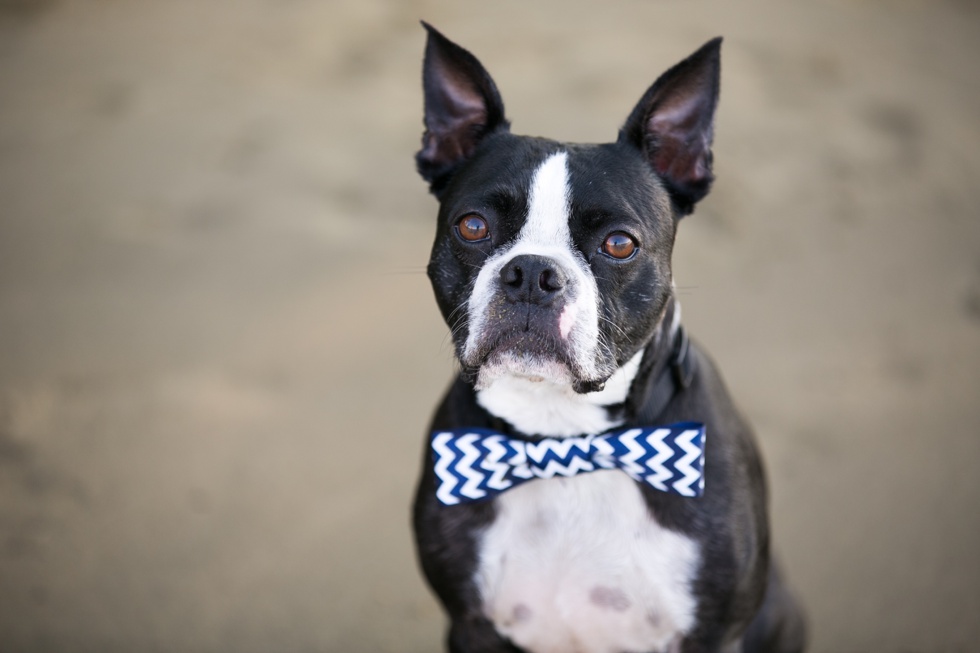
[456,214,490,242]
[601,232,637,259]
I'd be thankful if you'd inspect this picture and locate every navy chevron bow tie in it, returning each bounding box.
[430,423,706,505]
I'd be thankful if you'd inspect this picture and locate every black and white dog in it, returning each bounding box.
[412,23,806,653]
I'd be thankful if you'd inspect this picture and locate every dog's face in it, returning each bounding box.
[418,25,720,394]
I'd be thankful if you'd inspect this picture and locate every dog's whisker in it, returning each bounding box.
[597,314,629,340]
[381,266,430,276]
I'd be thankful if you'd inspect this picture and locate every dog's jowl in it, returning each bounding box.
[412,23,806,653]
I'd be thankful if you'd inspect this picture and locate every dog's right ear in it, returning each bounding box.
[416,22,509,196]
[619,38,722,217]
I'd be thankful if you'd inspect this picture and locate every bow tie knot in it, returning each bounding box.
[431,423,705,505]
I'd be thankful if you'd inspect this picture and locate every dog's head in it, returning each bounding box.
[417,24,720,394]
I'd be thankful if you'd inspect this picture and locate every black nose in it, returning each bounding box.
[499,254,568,305]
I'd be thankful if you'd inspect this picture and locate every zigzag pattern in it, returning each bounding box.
[431,422,705,505]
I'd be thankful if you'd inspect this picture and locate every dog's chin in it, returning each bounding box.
[466,349,612,395]
[472,350,577,390]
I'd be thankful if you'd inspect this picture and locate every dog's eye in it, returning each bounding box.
[601,232,637,259]
[456,214,490,242]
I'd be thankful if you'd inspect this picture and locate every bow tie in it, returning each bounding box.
[430,423,705,505]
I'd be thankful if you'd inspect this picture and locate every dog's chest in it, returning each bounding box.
[476,472,700,653]
[473,372,701,653]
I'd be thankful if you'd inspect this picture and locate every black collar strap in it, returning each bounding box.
[640,325,697,422]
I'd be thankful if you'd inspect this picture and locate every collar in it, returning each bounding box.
[636,323,696,422]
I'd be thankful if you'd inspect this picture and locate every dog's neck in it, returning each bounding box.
[475,300,682,438]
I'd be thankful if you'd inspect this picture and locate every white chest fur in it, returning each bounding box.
[473,351,701,653]
[477,472,699,653]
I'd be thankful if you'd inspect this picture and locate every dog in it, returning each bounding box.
[411,23,806,653]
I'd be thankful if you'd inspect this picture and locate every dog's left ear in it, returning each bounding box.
[416,22,509,196]
[619,38,722,216]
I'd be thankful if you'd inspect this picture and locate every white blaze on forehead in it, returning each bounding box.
[523,151,573,248]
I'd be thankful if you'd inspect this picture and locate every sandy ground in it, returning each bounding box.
[1,1,979,651]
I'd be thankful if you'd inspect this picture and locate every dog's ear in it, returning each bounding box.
[619,38,722,216]
[417,22,509,196]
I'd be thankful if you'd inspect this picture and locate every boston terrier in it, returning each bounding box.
[411,23,806,653]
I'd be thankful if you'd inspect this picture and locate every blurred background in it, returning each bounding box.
[1,0,978,651]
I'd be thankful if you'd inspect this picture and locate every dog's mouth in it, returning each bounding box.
[465,326,574,381]
[461,312,612,393]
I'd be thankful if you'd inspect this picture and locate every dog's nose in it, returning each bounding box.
[499,254,568,305]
